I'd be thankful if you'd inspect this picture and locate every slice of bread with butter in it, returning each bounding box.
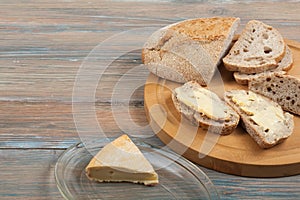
[172,81,240,135]
[225,90,294,148]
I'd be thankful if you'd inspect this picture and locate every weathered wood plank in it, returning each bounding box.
[1,149,300,199]
[0,149,63,200]
[0,101,150,148]
[0,52,146,103]
[0,1,299,102]
[205,166,300,199]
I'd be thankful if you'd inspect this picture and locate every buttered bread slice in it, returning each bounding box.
[85,134,158,186]
[172,81,240,135]
[225,90,294,148]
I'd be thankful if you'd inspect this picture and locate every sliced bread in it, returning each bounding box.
[172,81,240,135]
[233,45,293,85]
[142,17,240,86]
[249,72,300,115]
[223,20,286,74]
[224,90,294,148]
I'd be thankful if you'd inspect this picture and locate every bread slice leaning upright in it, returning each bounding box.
[249,72,300,115]
[172,81,240,135]
[223,20,286,74]
[224,90,294,148]
[142,17,240,86]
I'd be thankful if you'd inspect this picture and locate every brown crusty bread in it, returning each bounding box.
[223,20,286,74]
[142,17,240,86]
[172,81,240,135]
[224,90,294,148]
[249,72,300,115]
[233,45,293,85]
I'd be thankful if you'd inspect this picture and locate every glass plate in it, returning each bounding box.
[55,137,219,200]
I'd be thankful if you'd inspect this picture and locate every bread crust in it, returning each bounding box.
[172,81,240,135]
[142,17,240,86]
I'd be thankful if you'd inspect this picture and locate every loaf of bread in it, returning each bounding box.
[223,20,286,74]
[172,81,240,135]
[249,72,300,115]
[224,90,294,148]
[233,45,293,85]
[142,17,240,86]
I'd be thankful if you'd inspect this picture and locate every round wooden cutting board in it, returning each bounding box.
[144,39,300,177]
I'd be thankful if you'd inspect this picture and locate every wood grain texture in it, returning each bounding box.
[1,0,300,199]
[0,101,148,148]
[0,150,63,200]
[1,1,300,102]
[1,149,300,200]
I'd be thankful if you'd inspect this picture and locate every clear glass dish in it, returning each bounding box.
[55,137,219,200]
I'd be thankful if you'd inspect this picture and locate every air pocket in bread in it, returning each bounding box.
[223,20,286,74]
[233,45,293,85]
[249,72,300,115]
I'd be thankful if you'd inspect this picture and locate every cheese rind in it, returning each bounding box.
[85,135,159,186]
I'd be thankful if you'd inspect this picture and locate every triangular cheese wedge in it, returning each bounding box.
[85,134,159,186]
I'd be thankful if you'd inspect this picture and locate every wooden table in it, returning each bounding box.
[1,0,300,199]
